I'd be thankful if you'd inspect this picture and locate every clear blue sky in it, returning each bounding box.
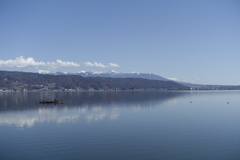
[0,0,240,85]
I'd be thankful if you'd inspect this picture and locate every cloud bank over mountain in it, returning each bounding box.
[0,56,120,72]
[0,56,80,69]
[84,62,120,68]
[0,56,46,68]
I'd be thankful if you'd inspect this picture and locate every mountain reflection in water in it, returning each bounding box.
[1,91,240,160]
[0,91,187,127]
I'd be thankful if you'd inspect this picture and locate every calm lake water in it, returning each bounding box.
[0,91,240,160]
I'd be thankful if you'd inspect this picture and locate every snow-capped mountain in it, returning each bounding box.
[42,70,169,81]
[38,70,240,89]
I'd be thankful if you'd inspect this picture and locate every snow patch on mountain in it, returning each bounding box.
[40,70,169,81]
[78,70,86,73]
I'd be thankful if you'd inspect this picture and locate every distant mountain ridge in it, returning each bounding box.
[0,70,188,91]
[41,70,240,90]
[42,70,169,81]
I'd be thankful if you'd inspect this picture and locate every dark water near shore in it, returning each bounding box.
[0,91,240,160]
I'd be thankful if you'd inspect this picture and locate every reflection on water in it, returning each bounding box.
[0,91,187,127]
[0,91,188,111]
[0,107,119,127]
[1,91,240,160]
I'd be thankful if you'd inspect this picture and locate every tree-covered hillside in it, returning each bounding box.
[0,71,189,91]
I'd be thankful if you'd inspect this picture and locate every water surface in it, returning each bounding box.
[0,91,239,160]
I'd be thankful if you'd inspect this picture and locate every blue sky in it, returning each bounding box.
[0,0,240,85]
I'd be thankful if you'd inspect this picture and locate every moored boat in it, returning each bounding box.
[39,99,64,104]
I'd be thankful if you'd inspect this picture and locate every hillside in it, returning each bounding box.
[0,70,188,91]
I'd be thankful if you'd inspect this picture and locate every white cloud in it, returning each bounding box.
[0,56,119,73]
[84,62,107,68]
[108,63,120,67]
[0,56,46,68]
[84,62,120,68]
[46,59,80,70]
[168,78,178,81]
[0,56,80,70]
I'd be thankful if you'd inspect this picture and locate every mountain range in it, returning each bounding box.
[0,70,188,91]
[0,70,238,91]
[42,70,240,90]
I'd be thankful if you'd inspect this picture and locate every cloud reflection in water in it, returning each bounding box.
[0,91,188,127]
[0,106,119,127]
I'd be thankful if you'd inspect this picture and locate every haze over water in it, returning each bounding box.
[0,91,240,160]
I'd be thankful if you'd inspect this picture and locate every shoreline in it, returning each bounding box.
[1,88,240,92]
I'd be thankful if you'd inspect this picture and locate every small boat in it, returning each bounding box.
[39,99,64,104]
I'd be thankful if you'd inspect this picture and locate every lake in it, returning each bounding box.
[0,91,239,160]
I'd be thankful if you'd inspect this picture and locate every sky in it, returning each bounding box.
[0,0,240,85]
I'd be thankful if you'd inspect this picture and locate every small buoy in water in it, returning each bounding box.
[190,101,192,103]
[227,102,229,104]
